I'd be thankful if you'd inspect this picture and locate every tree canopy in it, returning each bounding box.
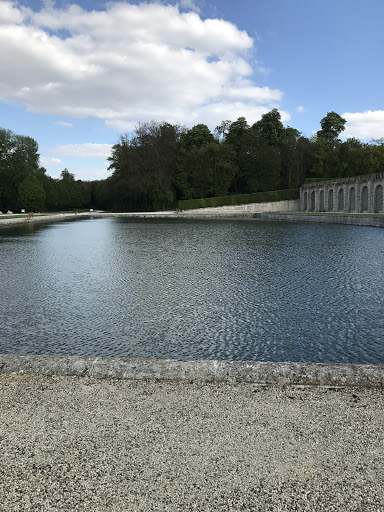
[2,110,384,213]
[317,111,346,144]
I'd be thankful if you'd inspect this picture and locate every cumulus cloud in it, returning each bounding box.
[296,105,305,113]
[71,168,110,181]
[40,156,64,167]
[0,0,24,23]
[53,143,113,158]
[0,1,283,130]
[178,0,200,13]
[342,110,384,140]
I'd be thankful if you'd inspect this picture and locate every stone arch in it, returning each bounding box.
[374,184,383,213]
[361,186,369,212]
[310,191,316,211]
[349,187,356,212]
[319,190,325,211]
[303,191,308,211]
[338,188,344,211]
[328,189,334,211]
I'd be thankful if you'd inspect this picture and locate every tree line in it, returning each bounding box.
[1,111,384,212]
[0,128,104,212]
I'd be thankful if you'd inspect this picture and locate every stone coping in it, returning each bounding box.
[0,354,382,388]
[2,211,384,228]
[254,212,384,228]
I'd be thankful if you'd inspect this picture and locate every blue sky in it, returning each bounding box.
[1,0,383,181]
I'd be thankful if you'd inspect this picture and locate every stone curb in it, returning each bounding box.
[2,211,384,227]
[253,212,384,228]
[0,354,383,388]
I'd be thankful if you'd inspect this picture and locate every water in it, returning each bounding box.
[0,217,383,364]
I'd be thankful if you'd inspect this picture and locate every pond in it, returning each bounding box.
[0,217,383,364]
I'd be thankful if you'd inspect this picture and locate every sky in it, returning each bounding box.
[1,0,383,181]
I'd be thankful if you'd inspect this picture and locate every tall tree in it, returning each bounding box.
[317,111,346,144]
[108,121,184,210]
[0,128,40,211]
[176,142,236,199]
[18,174,46,211]
[57,169,83,209]
[224,117,250,151]
[280,128,311,188]
[252,108,284,146]
[239,129,281,192]
[179,124,215,151]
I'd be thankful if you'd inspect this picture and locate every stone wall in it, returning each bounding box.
[253,213,384,228]
[0,354,382,387]
[300,173,384,213]
[179,199,300,217]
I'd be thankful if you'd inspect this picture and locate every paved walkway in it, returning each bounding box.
[0,373,383,511]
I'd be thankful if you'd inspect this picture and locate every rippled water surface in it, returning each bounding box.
[1,217,383,364]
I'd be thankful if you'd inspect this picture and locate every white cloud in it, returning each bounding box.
[0,0,25,24]
[296,105,305,113]
[53,143,113,158]
[178,0,200,13]
[71,168,110,181]
[0,1,283,130]
[55,121,73,127]
[40,156,63,167]
[342,110,384,140]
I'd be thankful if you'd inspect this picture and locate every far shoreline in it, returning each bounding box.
[1,210,384,229]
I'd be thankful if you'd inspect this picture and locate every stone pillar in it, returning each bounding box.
[368,179,374,213]
[345,184,350,212]
[356,182,361,213]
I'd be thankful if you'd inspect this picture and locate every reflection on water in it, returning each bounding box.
[0,217,383,364]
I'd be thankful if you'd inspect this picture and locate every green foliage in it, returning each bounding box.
[0,128,40,211]
[18,174,46,211]
[317,111,346,144]
[178,189,299,210]
[2,109,384,214]
[108,121,183,211]
[179,124,215,150]
[252,108,284,146]
[176,142,237,199]
[224,117,250,151]
[238,129,281,193]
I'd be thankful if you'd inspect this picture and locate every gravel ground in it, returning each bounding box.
[0,373,383,511]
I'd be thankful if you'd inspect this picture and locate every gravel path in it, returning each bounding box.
[0,373,383,511]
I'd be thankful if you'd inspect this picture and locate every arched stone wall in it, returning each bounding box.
[361,186,369,212]
[319,190,325,211]
[349,187,356,212]
[310,191,316,211]
[300,173,384,214]
[374,185,383,213]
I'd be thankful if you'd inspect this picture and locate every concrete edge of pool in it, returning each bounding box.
[0,354,383,388]
[1,211,384,229]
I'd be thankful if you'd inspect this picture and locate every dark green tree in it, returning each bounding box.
[239,129,281,192]
[252,108,284,146]
[0,128,40,211]
[224,117,250,151]
[108,121,184,211]
[57,169,83,209]
[176,142,236,199]
[317,111,346,144]
[179,124,215,151]
[280,128,311,188]
[214,120,231,140]
[18,174,46,211]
